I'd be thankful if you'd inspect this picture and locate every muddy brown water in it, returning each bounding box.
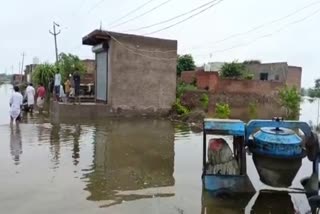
[0,84,319,214]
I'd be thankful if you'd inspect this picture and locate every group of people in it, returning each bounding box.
[9,83,46,123]
[9,70,81,123]
[53,70,81,103]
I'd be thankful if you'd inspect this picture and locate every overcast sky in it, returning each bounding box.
[1,0,319,87]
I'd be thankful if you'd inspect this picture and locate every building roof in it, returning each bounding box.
[82,30,177,46]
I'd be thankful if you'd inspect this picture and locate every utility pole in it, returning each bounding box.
[21,52,25,75]
[49,22,61,64]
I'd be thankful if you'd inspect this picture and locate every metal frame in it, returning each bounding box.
[202,119,247,177]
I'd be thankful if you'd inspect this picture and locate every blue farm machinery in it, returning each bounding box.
[202,117,320,212]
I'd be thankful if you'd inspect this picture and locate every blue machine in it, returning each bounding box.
[202,119,256,194]
[202,117,320,198]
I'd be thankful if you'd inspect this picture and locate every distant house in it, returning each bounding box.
[180,61,302,96]
[12,74,24,85]
[82,30,177,114]
[245,62,302,89]
[24,64,38,83]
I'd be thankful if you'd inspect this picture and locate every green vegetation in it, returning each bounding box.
[177,54,196,76]
[172,82,196,116]
[32,63,56,89]
[215,103,231,119]
[173,98,190,115]
[220,61,254,80]
[248,101,258,119]
[32,53,85,88]
[278,86,301,120]
[176,82,197,98]
[243,60,261,65]
[57,53,85,81]
[200,93,209,110]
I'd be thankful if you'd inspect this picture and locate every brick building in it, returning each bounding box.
[82,30,177,114]
[181,62,302,93]
[245,62,302,89]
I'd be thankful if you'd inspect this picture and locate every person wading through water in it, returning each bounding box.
[36,83,46,113]
[25,83,35,113]
[9,86,23,124]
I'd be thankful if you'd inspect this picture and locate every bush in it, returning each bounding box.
[176,82,197,98]
[220,61,245,79]
[278,86,301,120]
[200,93,209,110]
[173,98,190,115]
[215,103,231,119]
[248,101,258,119]
[32,63,56,90]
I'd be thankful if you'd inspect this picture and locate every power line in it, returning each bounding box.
[126,0,219,32]
[109,0,173,29]
[194,7,320,56]
[144,0,224,35]
[107,0,157,27]
[109,34,177,61]
[190,0,320,50]
[87,0,106,14]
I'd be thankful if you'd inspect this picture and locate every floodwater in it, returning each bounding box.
[0,84,319,214]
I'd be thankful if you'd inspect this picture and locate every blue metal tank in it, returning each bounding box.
[252,127,303,158]
[247,120,306,187]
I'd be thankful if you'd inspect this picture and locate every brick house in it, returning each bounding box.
[82,30,177,114]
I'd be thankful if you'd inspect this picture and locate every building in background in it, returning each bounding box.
[182,61,302,91]
[245,62,302,89]
[24,64,38,83]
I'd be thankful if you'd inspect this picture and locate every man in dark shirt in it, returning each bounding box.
[73,71,81,104]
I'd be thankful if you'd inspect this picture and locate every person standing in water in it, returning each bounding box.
[9,86,23,123]
[64,77,71,99]
[36,83,46,113]
[54,69,61,101]
[25,83,35,113]
[73,71,81,104]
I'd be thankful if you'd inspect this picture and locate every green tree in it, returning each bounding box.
[278,86,301,119]
[57,53,85,82]
[315,78,320,89]
[243,60,261,65]
[177,54,196,76]
[220,61,249,79]
[32,63,56,90]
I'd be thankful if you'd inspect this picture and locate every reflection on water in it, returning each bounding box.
[201,191,253,214]
[10,124,22,165]
[250,191,295,214]
[0,83,319,213]
[83,119,175,207]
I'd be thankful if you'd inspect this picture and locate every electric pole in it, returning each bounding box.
[21,52,25,75]
[49,22,61,64]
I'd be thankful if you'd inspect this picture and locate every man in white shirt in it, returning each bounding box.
[10,86,23,123]
[54,70,61,101]
[25,83,35,113]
